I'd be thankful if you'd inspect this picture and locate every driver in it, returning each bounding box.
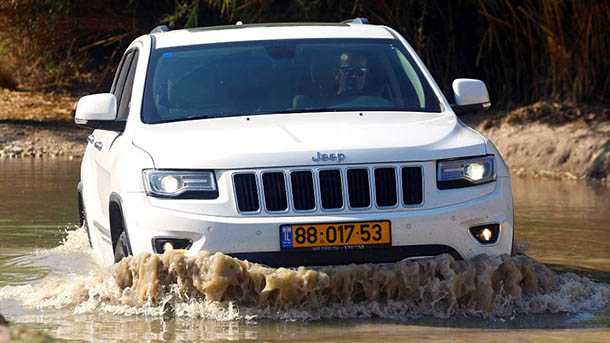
[293,50,373,109]
[336,51,369,96]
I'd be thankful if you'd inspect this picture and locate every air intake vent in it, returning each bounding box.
[374,168,397,207]
[262,172,288,211]
[319,170,343,209]
[234,173,259,212]
[290,171,316,210]
[232,164,424,215]
[402,167,423,205]
[347,169,370,208]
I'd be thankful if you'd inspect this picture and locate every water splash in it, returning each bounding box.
[1,228,608,321]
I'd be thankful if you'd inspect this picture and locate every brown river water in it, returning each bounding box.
[0,159,609,342]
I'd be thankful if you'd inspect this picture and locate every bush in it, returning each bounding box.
[0,64,17,90]
[0,0,608,106]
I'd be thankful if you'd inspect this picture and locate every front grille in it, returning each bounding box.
[233,173,259,212]
[290,171,315,210]
[319,170,343,209]
[262,172,288,211]
[402,167,423,205]
[374,168,398,207]
[233,164,423,214]
[347,169,370,208]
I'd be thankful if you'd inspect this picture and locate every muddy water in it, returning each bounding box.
[1,159,609,342]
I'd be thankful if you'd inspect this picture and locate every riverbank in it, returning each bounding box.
[0,122,87,159]
[0,89,608,183]
[0,89,86,159]
[463,101,609,183]
[0,314,56,343]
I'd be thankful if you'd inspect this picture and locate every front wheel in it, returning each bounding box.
[78,192,92,248]
[114,230,130,263]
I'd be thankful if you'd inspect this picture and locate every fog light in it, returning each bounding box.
[163,242,174,252]
[469,224,500,244]
[153,238,192,253]
[480,228,493,241]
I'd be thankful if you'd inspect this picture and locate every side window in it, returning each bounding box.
[111,53,129,94]
[113,52,134,114]
[117,50,139,120]
[110,56,125,94]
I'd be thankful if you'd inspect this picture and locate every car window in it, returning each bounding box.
[142,39,441,124]
[112,52,133,97]
[113,51,135,115]
[110,54,128,94]
[117,50,139,120]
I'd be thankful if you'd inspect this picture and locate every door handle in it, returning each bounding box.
[94,141,103,151]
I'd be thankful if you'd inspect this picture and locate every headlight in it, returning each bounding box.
[143,170,218,199]
[437,155,495,189]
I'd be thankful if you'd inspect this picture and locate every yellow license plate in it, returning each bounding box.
[280,221,391,250]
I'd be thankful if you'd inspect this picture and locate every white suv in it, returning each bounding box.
[75,19,513,267]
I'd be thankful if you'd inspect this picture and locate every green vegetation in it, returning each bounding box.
[0,0,608,107]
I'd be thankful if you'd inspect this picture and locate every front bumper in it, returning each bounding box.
[120,177,513,267]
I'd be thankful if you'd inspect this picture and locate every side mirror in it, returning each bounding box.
[452,79,491,114]
[74,93,125,131]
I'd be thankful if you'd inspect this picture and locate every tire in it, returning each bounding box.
[114,230,131,263]
[78,194,93,248]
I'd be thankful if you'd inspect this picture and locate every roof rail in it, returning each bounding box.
[341,17,369,25]
[150,25,170,34]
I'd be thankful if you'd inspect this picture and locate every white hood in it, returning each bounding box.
[133,111,487,169]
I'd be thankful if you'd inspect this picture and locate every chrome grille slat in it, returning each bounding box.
[402,166,424,205]
[318,169,343,209]
[262,172,288,211]
[290,170,316,211]
[347,168,371,208]
[232,164,424,215]
[233,173,259,212]
[374,167,398,207]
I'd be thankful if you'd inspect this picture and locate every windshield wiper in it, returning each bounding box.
[266,108,342,115]
[171,107,367,122]
[183,114,221,120]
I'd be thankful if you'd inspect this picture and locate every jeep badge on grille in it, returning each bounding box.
[312,152,346,163]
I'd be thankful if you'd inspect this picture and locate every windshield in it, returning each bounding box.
[142,39,442,123]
